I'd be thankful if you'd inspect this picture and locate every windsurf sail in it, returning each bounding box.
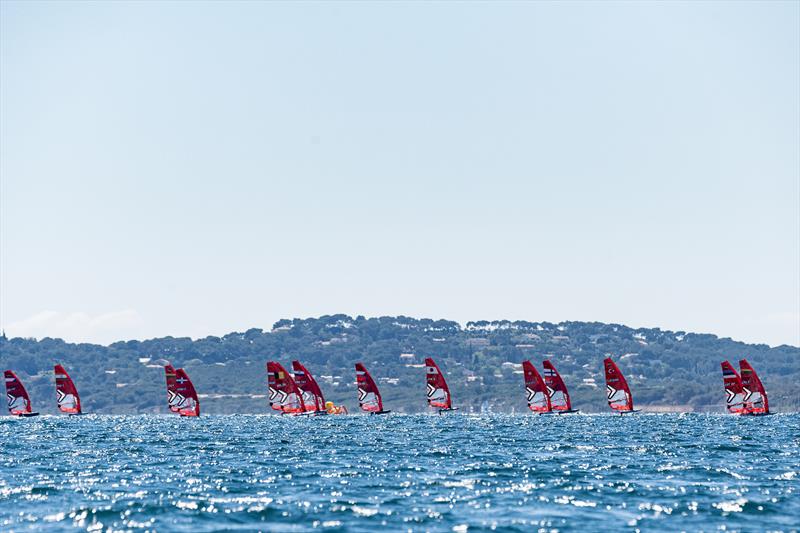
[543,360,573,412]
[739,359,769,415]
[292,360,326,412]
[522,360,551,413]
[174,368,200,417]
[425,357,453,410]
[164,364,181,413]
[355,362,384,413]
[4,370,34,416]
[721,361,746,414]
[54,364,81,414]
[267,361,305,414]
[604,357,634,412]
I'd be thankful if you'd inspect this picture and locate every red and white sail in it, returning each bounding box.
[721,361,746,414]
[164,364,181,413]
[604,357,634,412]
[292,360,325,413]
[425,357,452,410]
[739,359,769,415]
[355,363,384,413]
[174,368,200,417]
[543,360,573,412]
[522,360,551,413]
[267,361,305,414]
[54,364,81,414]
[4,370,34,416]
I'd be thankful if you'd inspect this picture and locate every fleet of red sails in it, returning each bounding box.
[2,354,775,416]
[521,360,579,415]
[720,359,770,416]
[54,364,82,415]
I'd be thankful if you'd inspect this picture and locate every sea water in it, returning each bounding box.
[1,414,798,532]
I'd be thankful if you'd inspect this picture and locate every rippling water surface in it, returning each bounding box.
[1,414,798,531]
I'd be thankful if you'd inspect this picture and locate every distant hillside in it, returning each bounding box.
[1,315,798,414]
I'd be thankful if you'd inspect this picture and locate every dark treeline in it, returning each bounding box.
[1,315,798,414]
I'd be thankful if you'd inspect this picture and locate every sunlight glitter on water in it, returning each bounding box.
[0,414,798,532]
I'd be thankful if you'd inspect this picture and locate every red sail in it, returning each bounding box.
[355,362,384,413]
[721,361,746,414]
[739,359,769,415]
[164,364,181,413]
[292,360,325,412]
[604,358,634,412]
[543,360,573,412]
[522,360,551,413]
[425,357,452,410]
[54,364,82,414]
[174,368,200,417]
[267,361,305,414]
[4,370,34,415]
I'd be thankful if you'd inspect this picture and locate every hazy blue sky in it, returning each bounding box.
[1,1,798,346]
